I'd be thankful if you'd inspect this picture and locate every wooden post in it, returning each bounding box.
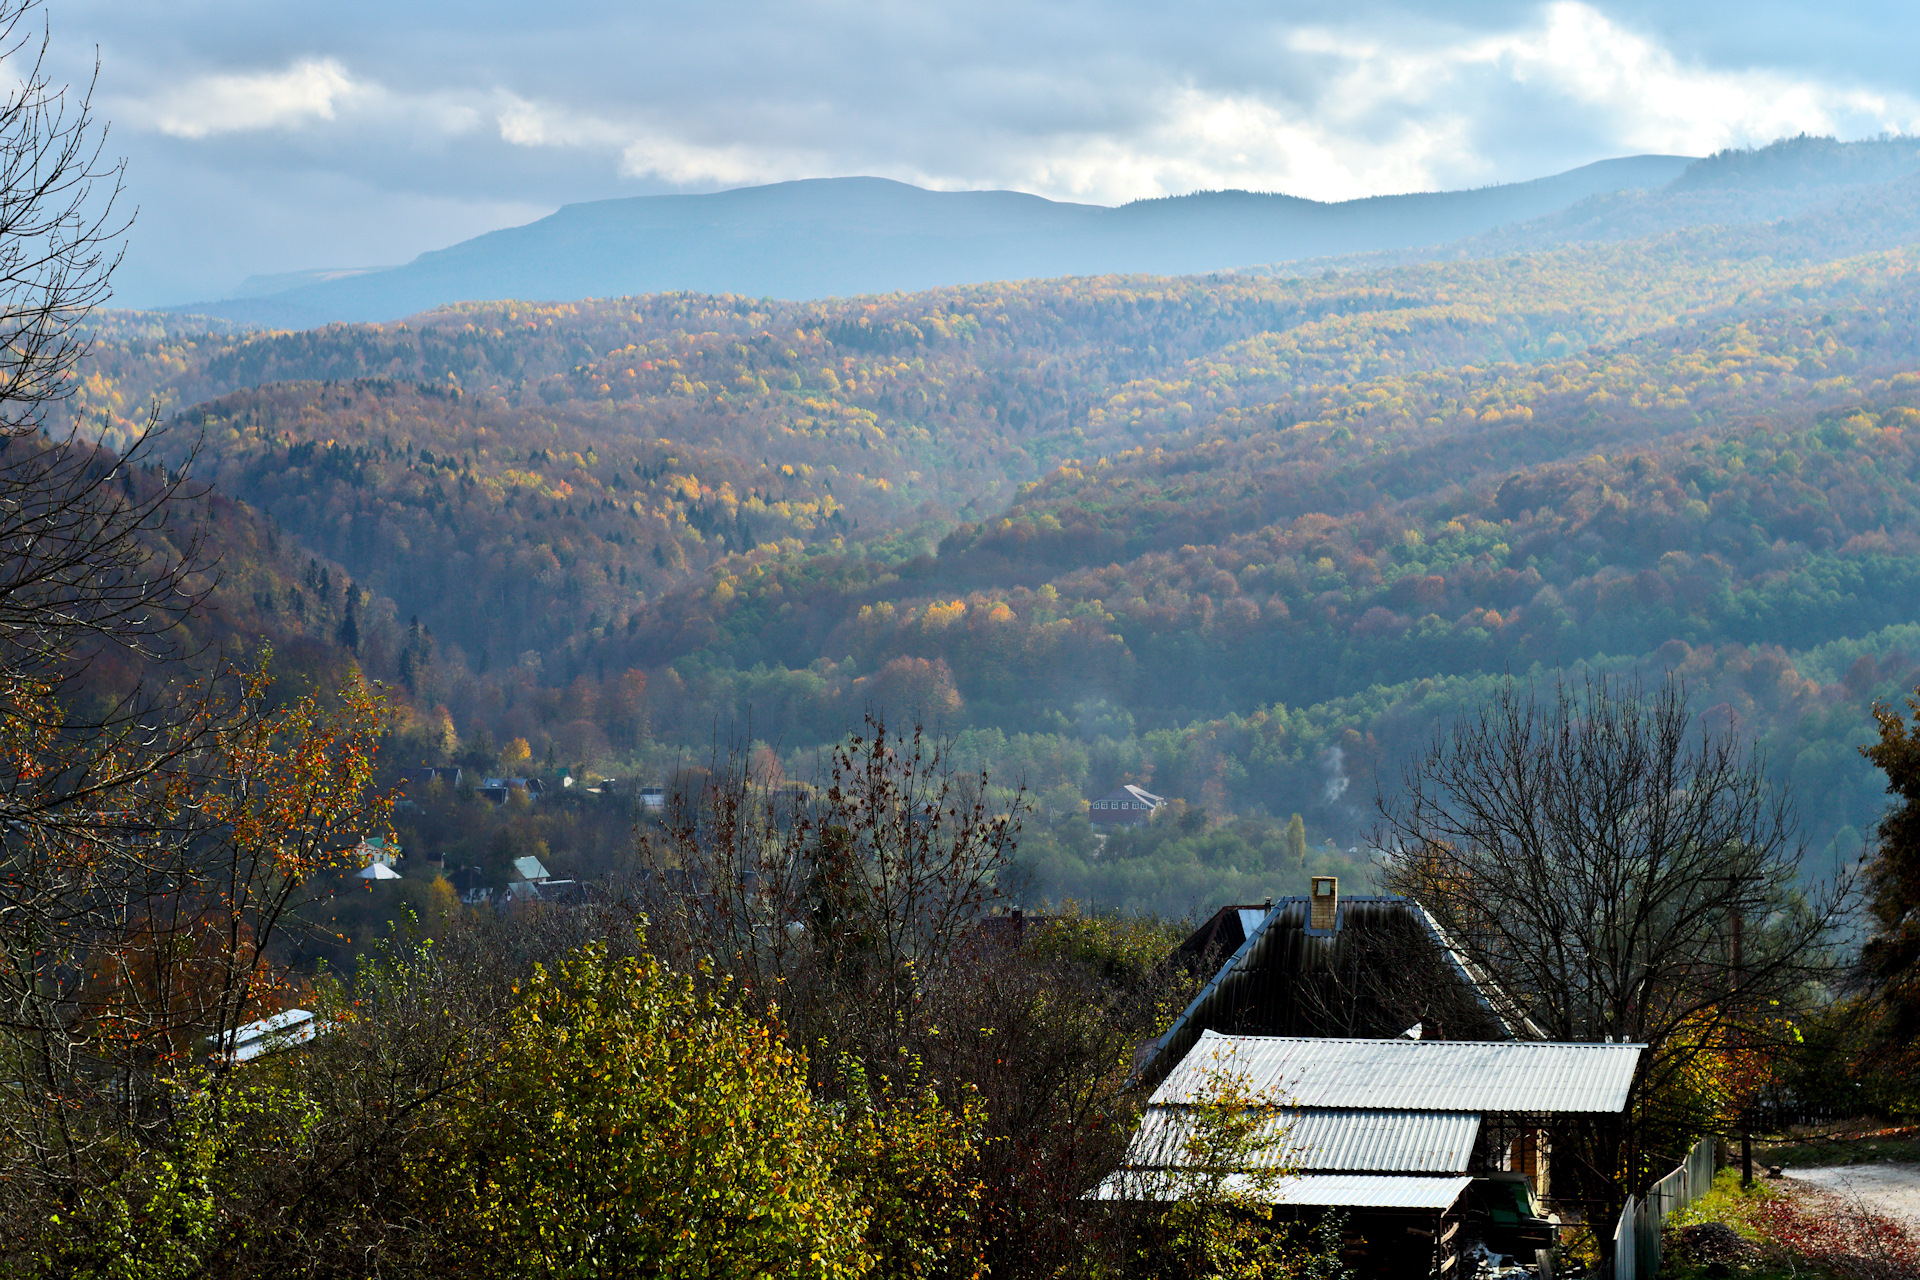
[1707,872,1760,1188]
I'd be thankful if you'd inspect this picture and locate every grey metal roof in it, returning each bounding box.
[1236,908,1267,938]
[1126,1106,1479,1173]
[1281,1109,1480,1172]
[208,1008,320,1063]
[1094,784,1164,806]
[1153,1031,1642,1113]
[1092,1170,1472,1209]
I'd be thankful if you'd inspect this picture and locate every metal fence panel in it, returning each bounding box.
[1611,1137,1717,1279]
[1614,1195,1637,1280]
[1637,1195,1662,1277]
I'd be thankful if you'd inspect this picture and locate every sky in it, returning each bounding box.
[43,0,1920,307]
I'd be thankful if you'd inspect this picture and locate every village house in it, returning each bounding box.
[338,834,403,882]
[1090,878,1615,1275]
[208,1008,325,1064]
[1088,783,1164,827]
[449,864,492,905]
[479,776,545,805]
[1097,1031,1643,1277]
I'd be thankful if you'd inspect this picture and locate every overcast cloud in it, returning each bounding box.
[44,0,1920,306]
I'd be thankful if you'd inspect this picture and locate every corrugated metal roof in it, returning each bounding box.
[208,1008,320,1062]
[1282,1109,1479,1172]
[1153,1031,1642,1113]
[1093,1170,1472,1209]
[1126,1106,1479,1173]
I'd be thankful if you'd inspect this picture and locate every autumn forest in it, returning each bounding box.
[49,140,1920,921]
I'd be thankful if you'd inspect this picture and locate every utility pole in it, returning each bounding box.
[1706,871,1762,1188]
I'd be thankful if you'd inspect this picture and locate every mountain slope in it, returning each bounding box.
[174,156,1692,326]
[68,142,1920,911]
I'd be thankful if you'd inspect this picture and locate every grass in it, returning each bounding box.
[1661,1167,1920,1280]
[1667,1168,1782,1247]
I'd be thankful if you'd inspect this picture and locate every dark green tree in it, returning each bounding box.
[336,595,359,653]
[1859,692,1920,1044]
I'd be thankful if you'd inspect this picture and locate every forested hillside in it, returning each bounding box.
[63,136,1920,913]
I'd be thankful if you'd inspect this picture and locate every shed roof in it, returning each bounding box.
[1127,1106,1479,1173]
[209,1008,320,1063]
[1093,1170,1473,1209]
[1094,784,1163,806]
[1154,1031,1642,1113]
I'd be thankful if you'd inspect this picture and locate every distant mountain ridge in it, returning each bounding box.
[1258,135,1920,278]
[173,155,1694,327]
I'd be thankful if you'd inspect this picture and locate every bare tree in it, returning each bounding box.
[639,713,1022,1082]
[638,717,1222,1280]
[0,2,359,1243]
[0,1,125,434]
[1377,675,1847,1250]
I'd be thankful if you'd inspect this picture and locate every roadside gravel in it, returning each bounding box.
[1784,1163,1920,1231]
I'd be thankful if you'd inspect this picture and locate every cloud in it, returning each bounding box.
[986,87,1476,205]
[145,59,361,139]
[616,135,814,190]
[989,1,1920,204]
[59,0,1920,304]
[132,56,489,145]
[492,2,1920,207]
[496,97,628,151]
[1281,2,1920,169]
[492,96,815,190]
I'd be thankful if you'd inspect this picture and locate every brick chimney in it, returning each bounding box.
[1310,875,1339,932]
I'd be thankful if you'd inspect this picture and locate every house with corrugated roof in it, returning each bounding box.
[1098,1031,1644,1276]
[479,776,546,805]
[207,1008,325,1064]
[337,835,403,882]
[1099,877,1610,1274]
[1088,784,1163,827]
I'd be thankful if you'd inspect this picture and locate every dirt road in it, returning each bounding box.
[1784,1163,1920,1229]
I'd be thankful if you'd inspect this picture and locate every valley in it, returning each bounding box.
[65,135,1920,914]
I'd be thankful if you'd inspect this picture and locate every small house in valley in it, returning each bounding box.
[1089,784,1164,827]
[340,835,403,881]
[480,776,545,805]
[1101,882,1610,1276]
[449,864,492,905]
